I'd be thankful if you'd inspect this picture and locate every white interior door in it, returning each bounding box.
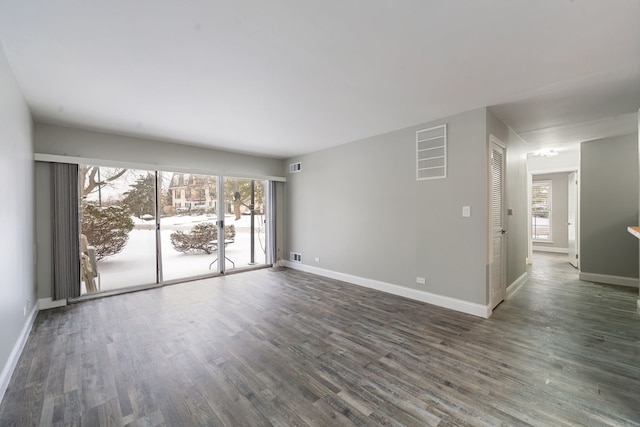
[568,171,578,268]
[490,139,506,309]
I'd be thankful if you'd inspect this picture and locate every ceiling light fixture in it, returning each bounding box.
[534,149,559,157]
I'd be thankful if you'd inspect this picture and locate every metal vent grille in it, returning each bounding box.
[416,124,446,180]
[289,162,302,173]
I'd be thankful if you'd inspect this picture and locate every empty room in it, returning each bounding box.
[1,1,640,426]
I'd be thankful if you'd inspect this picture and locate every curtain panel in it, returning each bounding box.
[51,163,80,300]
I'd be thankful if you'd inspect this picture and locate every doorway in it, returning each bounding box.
[529,170,579,270]
[490,137,507,309]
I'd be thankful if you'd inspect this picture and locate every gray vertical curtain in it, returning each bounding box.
[266,181,276,265]
[52,163,80,300]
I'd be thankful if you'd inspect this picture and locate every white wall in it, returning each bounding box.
[0,47,36,400]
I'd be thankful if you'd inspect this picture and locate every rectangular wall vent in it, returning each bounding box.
[416,124,447,180]
[289,162,302,173]
[290,252,302,263]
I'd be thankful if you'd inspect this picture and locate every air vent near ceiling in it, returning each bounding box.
[416,124,447,180]
[289,162,302,173]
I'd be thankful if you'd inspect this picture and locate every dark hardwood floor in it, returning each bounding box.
[1,252,640,426]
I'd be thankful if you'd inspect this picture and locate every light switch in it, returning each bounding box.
[462,206,471,217]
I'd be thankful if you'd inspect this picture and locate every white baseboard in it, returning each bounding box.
[533,246,569,254]
[579,272,639,288]
[283,261,491,318]
[38,297,67,310]
[0,305,38,403]
[507,272,527,299]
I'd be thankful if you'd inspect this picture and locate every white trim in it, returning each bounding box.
[34,153,287,182]
[637,298,640,315]
[506,272,527,299]
[532,246,569,254]
[284,261,491,318]
[527,167,579,175]
[579,272,639,288]
[38,297,67,310]
[0,305,38,403]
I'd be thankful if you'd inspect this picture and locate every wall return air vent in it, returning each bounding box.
[416,124,447,180]
[289,162,302,173]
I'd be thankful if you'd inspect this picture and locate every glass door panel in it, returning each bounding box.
[223,177,268,269]
[160,172,220,281]
[79,166,157,294]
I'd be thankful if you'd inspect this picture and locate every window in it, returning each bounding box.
[532,180,552,241]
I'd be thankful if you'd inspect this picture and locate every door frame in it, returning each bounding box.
[568,170,579,268]
[489,135,507,310]
[527,167,579,267]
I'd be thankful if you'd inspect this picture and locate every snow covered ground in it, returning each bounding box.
[84,213,267,294]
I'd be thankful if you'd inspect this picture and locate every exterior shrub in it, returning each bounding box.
[170,223,235,254]
[81,202,134,260]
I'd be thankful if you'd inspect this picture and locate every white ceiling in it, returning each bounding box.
[0,0,638,158]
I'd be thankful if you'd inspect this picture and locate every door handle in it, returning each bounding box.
[501,229,507,235]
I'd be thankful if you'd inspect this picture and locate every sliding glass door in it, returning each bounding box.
[79,166,157,294]
[78,165,271,294]
[160,172,220,282]
[223,177,268,269]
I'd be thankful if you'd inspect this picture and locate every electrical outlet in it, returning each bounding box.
[416,277,426,285]
[290,252,302,263]
[23,306,27,316]
[315,257,320,263]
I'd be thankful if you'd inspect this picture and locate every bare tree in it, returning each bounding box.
[80,166,128,198]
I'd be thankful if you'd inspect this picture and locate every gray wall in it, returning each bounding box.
[35,124,285,180]
[0,47,35,395]
[581,133,639,279]
[285,108,527,307]
[286,108,487,304]
[486,110,529,287]
[532,172,569,251]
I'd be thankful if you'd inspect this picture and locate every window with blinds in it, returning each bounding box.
[416,124,446,180]
[532,180,552,240]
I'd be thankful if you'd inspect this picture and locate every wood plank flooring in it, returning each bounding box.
[1,252,640,426]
